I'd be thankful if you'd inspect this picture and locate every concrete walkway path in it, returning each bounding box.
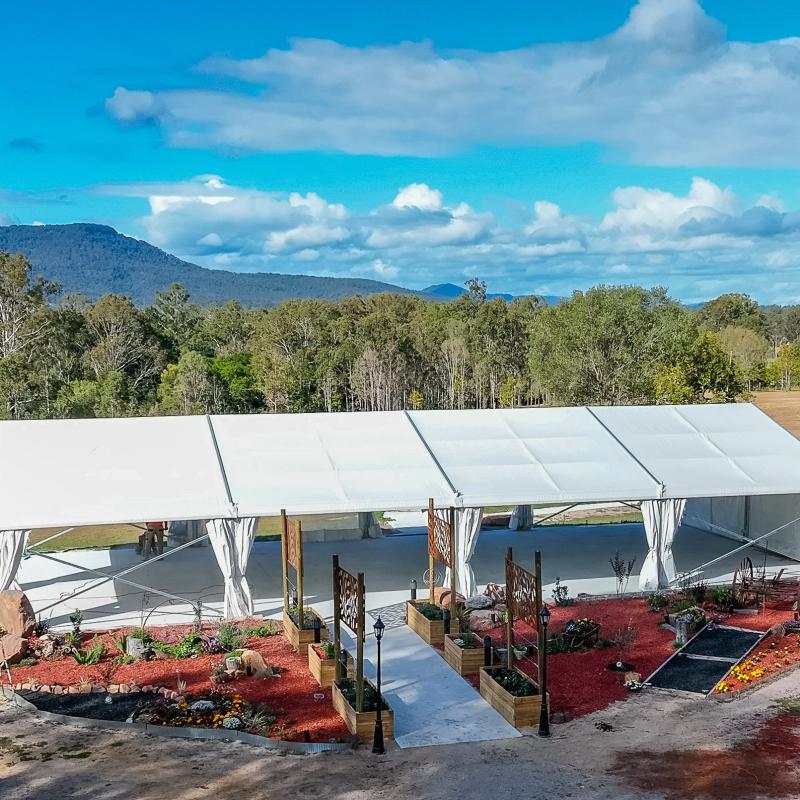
[330,600,520,748]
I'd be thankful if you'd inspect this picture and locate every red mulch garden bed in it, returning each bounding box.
[474,598,797,718]
[1,623,349,743]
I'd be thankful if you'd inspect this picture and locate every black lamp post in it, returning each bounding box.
[538,603,551,737]
[372,616,386,754]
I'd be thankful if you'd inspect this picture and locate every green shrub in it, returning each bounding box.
[71,635,105,665]
[413,602,444,621]
[487,668,538,697]
[216,623,244,651]
[647,592,669,612]
[242,622,278,638]
[711,586,735,609]
[317,641,336,659]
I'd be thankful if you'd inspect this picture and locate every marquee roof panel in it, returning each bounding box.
[406,407,663,506]
[591,403,800,499]
[2,403,800,530]
[0,416,233,529]
[209,411,456,516]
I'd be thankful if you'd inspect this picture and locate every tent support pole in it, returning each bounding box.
[30,533,214,616]
[672,513,800,586]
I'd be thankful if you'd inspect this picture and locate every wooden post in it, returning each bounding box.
[280,509,289,615]
[449,506,457,605]
[428,498,435,604]
[296,520,305,629]
[333,555,342,682]
[506,546,514,670]
[356,571,365,713]
[535,550,544,687]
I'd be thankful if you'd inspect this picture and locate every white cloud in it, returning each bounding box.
[392,183,443,211]
[105,0,800,166]
[600,177,737,232]
[96,175,800,302]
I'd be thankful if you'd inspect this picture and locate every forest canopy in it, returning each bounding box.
[0,251,796,420]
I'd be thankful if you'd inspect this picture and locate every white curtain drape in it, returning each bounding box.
[0,529,30,591]
[508,505,533,530]
[639,499,686,591]
[206,517,258,618]
[444,507,484,598]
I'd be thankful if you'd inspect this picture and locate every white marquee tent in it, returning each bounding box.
[3,403,800,615]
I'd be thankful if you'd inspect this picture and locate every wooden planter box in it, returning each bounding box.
[444,633,485,676]
[307,644,354,688]
[479,666,544,729]
[405,600,460,646]
[283,607,329,651]
[332,680,394,744]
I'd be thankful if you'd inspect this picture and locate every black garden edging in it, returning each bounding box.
[1,686,355,754]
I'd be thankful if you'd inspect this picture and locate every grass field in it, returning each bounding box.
[28,517,284,553]
[27,508,642,552]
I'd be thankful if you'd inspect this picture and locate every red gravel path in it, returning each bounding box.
[2,624,349,743]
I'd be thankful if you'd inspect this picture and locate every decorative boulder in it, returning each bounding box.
[467,609,498,633]
[483,582,506,605]
[0,634,28,665]
[240,649,273,678]
[0,591,35,638]
[465,594,493,610]
[433,587,466,608]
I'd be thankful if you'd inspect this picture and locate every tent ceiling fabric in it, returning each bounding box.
[0,416,234,529]
[590,404,800,499]
[209,411,455,516]
[405,407,662,506]
[1,403,800,530]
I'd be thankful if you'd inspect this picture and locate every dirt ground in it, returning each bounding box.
[3,668,800,800]
[753,390,800,438]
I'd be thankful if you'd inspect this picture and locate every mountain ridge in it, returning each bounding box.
[0,223,431,306]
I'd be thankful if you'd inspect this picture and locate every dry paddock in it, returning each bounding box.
[3,667,800,800]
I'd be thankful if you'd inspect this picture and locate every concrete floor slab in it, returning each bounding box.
[18,521,796,631]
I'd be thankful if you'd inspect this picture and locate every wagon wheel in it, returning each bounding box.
[732,557,757,607]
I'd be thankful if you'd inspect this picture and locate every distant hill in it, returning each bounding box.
[0,223,430,306]
[424,282,561,304]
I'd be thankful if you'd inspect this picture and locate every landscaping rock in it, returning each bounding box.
[240,649,273,678]
[68,686,80,694]
[467,609,498,633]
[484,582,506,605]
[119,684,130,694]
[108,684,119,694]
[79,684,92,694]
[126,636,150,660]
[40,685,51,693]
[0,590,35,637]
[91,684,105,694]
[465,594,493,610]
[32,633,57,659]
[52,685,63,695]
[0,633,28,665]
[433,587,466,608]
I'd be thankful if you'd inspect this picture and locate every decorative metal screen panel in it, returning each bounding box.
[428,510,452,567]
[285,518,302,572]
[506,558,539,630]
[336,566,362,634]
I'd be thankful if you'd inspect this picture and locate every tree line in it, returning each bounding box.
[1,251,799,420]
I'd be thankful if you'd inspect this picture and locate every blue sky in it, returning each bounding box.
[4,0,800,302]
